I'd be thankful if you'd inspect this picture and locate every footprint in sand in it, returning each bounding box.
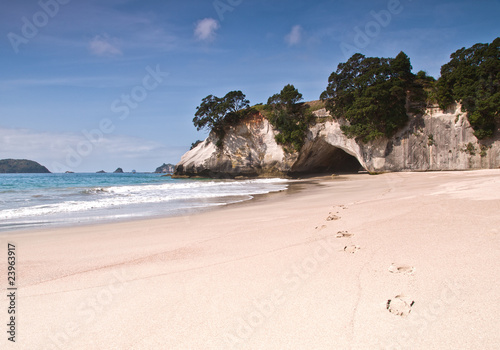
[388,264,415,275]
[326,214,341,221]
[387,295,415,316]
[343,245,360,254]
[315,225,327,231]
[336,231,354,238]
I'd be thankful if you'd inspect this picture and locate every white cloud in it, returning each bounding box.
[285,25,303,46]
[194,18,220,42]
[89,35,122,56]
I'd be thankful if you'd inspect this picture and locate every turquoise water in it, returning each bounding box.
[0,173,288,231]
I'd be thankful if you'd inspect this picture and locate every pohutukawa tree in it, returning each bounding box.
[320,52,423,142]
[193,90,250,147]
[436,37,500,139]
[266,84,313,151]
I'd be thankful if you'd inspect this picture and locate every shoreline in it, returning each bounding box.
[0,177,320,238]
[2,170,499,349]
[0,176,293,234]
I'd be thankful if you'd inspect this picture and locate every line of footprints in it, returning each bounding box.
[317,205,415,317]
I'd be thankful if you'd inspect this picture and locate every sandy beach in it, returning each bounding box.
[2,170,500,349]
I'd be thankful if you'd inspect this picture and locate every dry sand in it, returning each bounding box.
[1,170,500,349]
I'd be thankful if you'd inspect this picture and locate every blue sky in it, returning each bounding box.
[1,0,499,172]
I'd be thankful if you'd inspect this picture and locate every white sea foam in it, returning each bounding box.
[0,179,288,220]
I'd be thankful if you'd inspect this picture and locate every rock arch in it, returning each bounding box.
[291,138,365,175]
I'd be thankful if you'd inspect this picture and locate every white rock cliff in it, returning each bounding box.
[175,105,500,177]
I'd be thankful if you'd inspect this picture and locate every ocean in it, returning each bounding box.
[0,173,289,231]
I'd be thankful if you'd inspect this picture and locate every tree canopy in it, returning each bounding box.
[268,84,304,107]
[193,90,250,146]
[266,84,312,151]
[320,52,422,142]
[436,37,500,139]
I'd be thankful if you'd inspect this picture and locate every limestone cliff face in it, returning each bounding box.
[175,105,500,178]
[359,104,500,172]
[175,114,297,178]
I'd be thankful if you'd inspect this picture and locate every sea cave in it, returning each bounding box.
[290,139,364,176]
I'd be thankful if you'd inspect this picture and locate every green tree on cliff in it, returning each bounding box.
[266,84,313,151]
[436,37,500,139]
[320,52,423,142]
[193,90,250,147]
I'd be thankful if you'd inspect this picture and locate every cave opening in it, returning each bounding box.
[290,139,365,177]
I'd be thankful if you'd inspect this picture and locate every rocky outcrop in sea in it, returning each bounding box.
[155,163,176,173]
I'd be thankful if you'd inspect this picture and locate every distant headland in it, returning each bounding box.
[0,159,51,173]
